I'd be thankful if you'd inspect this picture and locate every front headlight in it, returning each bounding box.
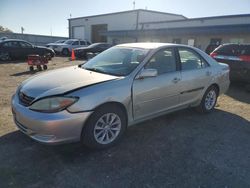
[29,96,78,113]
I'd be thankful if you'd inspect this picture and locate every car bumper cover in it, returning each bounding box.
[11,94,92,144]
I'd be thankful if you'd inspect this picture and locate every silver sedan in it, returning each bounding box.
[11,43,230,149]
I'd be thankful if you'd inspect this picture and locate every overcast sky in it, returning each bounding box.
[0,0,250,37]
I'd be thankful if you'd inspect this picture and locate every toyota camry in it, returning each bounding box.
[11,43,230,149]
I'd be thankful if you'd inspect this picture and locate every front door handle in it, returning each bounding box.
[172,77,181,83]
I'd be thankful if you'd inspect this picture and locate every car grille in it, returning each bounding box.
[18,91,34,106]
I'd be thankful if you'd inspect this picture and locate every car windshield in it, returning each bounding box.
[88,43,101,48]
[55,40,65,43]
[64,40,75,44]
[82,47,149,76]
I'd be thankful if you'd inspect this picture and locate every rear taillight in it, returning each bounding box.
[210,52,217,58]
[239,55,250,62]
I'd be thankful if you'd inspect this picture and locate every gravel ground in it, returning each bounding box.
[0,57,249,188]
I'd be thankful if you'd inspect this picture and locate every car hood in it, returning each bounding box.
[75,46,91,51]
[47,43,64,46]
[19,66,119,99]
[54,43,68,47]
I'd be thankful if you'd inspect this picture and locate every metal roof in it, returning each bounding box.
[68,9,186,21]
[139,13,250,24]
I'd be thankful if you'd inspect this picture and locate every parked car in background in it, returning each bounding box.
[210,44,250,84]
[0,36,8,41]
[12,43,230,149]
[74,43,113,59]
[0,39,55,61]
[53,39,91,56]
[205,44,220,54]
[46,40,66,50]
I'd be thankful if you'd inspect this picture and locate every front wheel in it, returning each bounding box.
[82,105,127,149]
[0,52,11,61]
[196,86,218,113]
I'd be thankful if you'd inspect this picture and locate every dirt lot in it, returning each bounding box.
[0,57,250,188]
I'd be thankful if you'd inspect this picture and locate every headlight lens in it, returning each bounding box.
[29,97,78,113]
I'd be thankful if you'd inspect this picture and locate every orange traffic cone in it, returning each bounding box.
[71,49,76,61]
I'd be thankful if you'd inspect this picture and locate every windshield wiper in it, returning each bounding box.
[83,67,108,74]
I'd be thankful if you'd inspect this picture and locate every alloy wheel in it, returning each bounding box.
[93,113,121,145]
[204,90,217,110]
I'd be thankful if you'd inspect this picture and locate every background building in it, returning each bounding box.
[68,9,186,43]
[68,9,250,51]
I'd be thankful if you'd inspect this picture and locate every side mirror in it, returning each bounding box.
[136,68,158,79]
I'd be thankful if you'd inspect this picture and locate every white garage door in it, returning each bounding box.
[72,26,85,39]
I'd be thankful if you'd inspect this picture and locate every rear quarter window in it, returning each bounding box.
[240,45,250,55]
[216,45,240,56]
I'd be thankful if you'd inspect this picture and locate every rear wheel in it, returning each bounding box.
[46,53,52,60]
[43,65,47,70]
[62,48,69,56]
[82,105,127,149]
[245,84,250,92]
[196,86,218,113]
[29,66,34,71]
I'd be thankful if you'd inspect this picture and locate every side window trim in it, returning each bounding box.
[173,47,181,71]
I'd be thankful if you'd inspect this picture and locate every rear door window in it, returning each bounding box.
[80,41,86,45]
[178,48,208,71]
[19,41,32,48]
[72,41,79,45]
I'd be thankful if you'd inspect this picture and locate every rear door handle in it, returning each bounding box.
[172,77,181,83]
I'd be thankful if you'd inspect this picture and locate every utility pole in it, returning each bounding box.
[133,1,135,10]
[21,27,24,34]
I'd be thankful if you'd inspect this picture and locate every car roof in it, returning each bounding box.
[92,42,110,45]
[0,39,30,43]
[66,39,88,41]
[117,42,187,49]
[220,43,250,47]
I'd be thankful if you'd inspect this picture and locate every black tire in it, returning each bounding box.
[82,104,127,149]
[43,65,48,70]
[0,52,11,61]
[29,66,34,71]
[37,65,42,71]
[46,53,52,60]
[196,86,218,113]
[62,48,69,56]
[245,84,250,92]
